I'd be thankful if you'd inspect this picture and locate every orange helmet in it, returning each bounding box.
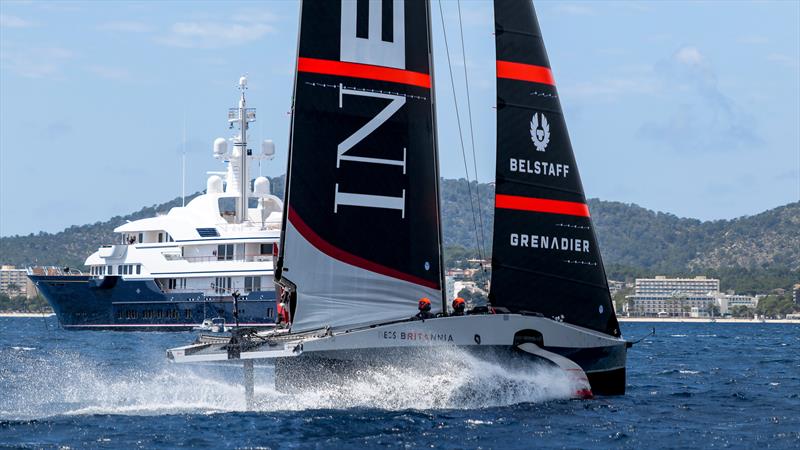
[418,297,432,311]
[453,297,465,307]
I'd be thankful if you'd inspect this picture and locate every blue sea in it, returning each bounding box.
[1,317,798,449]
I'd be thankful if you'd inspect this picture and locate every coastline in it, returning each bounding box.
[618,317,800,324]
[0,312,55,318]
[2,313,797,323]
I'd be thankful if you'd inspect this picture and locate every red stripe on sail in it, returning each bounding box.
[288,207,440,290]
[297,57,432,89]
[496,60,555,85]
[495,194,590,217]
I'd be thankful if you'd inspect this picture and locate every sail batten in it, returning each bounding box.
[490,0,620,337]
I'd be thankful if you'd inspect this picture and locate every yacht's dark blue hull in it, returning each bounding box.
[29,275,277,331]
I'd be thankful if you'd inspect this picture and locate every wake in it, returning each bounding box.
[0,347,578,418]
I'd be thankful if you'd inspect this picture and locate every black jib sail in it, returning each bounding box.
[489,0,620,337]
[277,0,444,332]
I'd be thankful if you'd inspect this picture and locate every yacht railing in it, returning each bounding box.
[27,266,86,276]
[174,254,273,263]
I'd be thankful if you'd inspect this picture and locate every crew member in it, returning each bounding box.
[414,297,435,320]
[452,297,466,316]
[277,301,289,325]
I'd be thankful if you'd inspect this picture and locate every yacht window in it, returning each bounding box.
[136,265,141,275]
[267,307,273,318]
[107,266,112,275]
[138,233,144,244]
[117,266,122,275]
[185,309,192,320]
[158,232,164,243]
[217,244,234,261]
[214,276,232,294]
[244,276,261,292]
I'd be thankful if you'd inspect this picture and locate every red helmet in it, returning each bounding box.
[453,297,465,307]
[418,297,431,311]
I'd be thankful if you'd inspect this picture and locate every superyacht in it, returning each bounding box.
[28,77,283,330]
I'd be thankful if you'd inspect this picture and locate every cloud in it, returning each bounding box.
[43,120,72,140]
[0,14,34,28]
[672,46,705,66]
[230,8,278,24]
[767,53,799,69]
[87,65,130,80]
[562,77,657,99]
[637,46,762,153]
[553,4,594,16]
[97,21,153,33]
[0,43,73,78]
[156,22,274,48]
[738,34,769,45]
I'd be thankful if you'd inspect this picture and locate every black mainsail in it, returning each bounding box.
[489,0,620,337]
[277,0,443,332]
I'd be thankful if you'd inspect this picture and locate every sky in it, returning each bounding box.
[1,0,798,237]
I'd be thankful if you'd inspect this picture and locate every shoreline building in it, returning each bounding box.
[625,276,720,317]
[715,293,758,315]
[0,265,37,299]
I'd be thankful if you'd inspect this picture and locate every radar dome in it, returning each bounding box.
[207,175,223,194]
[253,176,270,196]
[213,138,227,159]
[262,140,275,159]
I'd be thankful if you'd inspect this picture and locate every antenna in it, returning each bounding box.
[229,75,256,224]
[182,113,187,207]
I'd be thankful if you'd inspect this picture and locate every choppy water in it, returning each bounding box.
[1,317,798,449]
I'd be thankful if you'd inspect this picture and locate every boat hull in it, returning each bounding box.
[30,274,277,331]
[274,342,626,396]
[168,314,627,395]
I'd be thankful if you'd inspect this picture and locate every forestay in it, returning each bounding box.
[489,0,620,337]
[277,0,444,332]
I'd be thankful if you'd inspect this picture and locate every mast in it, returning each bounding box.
[426,0,447,314]
[231,76,255,224]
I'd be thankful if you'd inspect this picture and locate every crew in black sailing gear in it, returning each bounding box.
[414,297,435,320]
[452,297,466,316]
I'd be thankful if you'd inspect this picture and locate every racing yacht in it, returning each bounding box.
[29,77,284,330]
[168,0,628,398]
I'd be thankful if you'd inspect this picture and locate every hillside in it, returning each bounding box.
[1,177,797,292]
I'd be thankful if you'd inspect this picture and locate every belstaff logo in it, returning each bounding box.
[530,112,550,152]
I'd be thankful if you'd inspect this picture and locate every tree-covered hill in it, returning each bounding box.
[1,177,797,292]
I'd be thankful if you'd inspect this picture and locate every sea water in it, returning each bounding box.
[1,317,798,449]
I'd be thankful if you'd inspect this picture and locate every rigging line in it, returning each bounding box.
[437,0,484,263]
[456,0,488,270]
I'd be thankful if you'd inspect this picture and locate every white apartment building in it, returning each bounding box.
[715,293,758,315]
[0,265,37,299]
[626,276,720,317]
[607,280,625,297]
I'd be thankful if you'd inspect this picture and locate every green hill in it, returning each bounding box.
[1,176,797,293]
